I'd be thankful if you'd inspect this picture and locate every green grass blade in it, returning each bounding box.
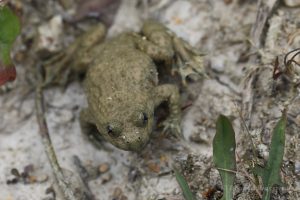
[253,112,286,200]
[213,115,236,200]
[174,167,196,200]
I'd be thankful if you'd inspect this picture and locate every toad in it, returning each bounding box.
[45,20,203,151]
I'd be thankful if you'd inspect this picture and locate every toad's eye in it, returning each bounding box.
[106,123,121,137]
[142,112,148,123]
[135,112,148,127]
[107,125,113,134]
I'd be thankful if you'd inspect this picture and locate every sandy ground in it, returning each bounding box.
[0,0,299,200]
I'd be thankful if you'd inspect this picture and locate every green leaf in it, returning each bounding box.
[0,5,21,85]
[253,112,286,200]
[213,115,236,200]
[174,167,196,200]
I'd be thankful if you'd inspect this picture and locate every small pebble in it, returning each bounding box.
[257,143,268,159]
[111,187,128,200]
[101,173,112,184]
[27,175,37,183]
[98,163,110,173]
[37,174,49,183]
[147,162,160,173]
[173,188,180,195]
[113,187,123,197]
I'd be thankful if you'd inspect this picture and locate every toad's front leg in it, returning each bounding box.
[80,108,105,149]
[154,84,182,138]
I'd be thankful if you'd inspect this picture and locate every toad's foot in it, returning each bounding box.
[43,51,73,87]
[154,84,182,138]
[172,36,206,85]
[161,117,182,138]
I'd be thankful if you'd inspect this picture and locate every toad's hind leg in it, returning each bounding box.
[135,20,174,64]
[154,84,182,138]
[137,20,205,85]
[80,109,105,149]
[44,24,107,86]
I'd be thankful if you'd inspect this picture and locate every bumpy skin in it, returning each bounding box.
[77,21,182,151]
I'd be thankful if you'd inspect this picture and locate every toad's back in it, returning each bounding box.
[84,34,159,99]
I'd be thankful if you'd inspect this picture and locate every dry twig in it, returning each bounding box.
[35,85,78,200]
[35,67,79,200]
[250,0,280,49]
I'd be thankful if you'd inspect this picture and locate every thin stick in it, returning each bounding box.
[250,0,280,49]
[72,155,95,200]
[35,83,78,200]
